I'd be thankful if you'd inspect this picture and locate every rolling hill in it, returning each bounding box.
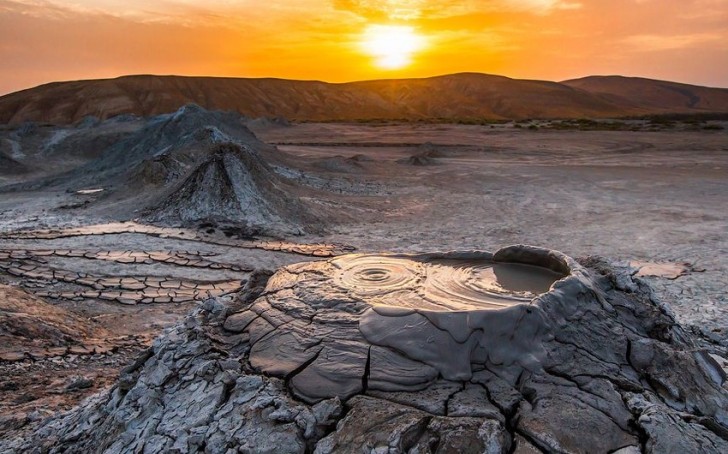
[1,73,727,124]
[563,75,728,113]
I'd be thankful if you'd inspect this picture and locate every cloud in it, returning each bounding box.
[0,1,325,27]
[504,0,582,12]
[622,32,725,51]
[0,0,76,19]
[333,0,582,21]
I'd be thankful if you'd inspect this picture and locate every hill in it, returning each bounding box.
[563,75,728,113]
[0,73,727,124]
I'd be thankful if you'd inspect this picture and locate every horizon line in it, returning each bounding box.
[3,71,728,97]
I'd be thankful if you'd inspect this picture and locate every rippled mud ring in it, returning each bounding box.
[332,256,425,296]
[331,247,569,312]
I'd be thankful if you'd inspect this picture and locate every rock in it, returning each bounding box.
[447,383,504,421]
[512,434,543,454]
[516,389,637,453]
[26,409,54,423]
[612,446,642,454]
[64,376,94,392]
[3,245,727,453]
[626,393,728,453]
[312,397,343,426]
[314,395,510,453]
[369,380,463,415]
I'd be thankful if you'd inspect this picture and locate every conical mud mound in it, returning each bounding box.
[144,142,314,235]
[127,126,233,187]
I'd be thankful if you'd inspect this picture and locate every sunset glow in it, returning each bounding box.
[1,0,727,94]
[361,25,426,69]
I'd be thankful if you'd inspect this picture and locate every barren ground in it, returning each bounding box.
[259,123,728,335]
[0,121,726,438]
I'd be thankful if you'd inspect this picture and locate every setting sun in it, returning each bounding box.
[360,25,426,70]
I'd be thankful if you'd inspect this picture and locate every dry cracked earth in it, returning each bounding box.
[0,109,727,453]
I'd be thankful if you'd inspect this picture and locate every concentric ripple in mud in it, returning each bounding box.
[332,254,565,311]
[333,256,424,295]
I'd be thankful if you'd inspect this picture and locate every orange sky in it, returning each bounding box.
[1,0,727,95]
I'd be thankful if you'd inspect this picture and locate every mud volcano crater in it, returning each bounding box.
[230,246,575,402]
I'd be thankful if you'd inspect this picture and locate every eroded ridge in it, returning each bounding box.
[0,222,354,257]
[4,246,728,454]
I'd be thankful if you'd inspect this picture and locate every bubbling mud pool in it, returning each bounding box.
[332,254,566,311]
[240,246,580,400]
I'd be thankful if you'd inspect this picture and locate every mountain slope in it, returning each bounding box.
[562,75,728,113]
[1,73,727,125]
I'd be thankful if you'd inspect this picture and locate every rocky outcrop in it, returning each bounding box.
[3,245,727,453]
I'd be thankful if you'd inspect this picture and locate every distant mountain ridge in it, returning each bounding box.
[562,75,728,113]
[1,73,727,124]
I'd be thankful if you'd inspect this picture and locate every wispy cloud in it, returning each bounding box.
[622,32,726,51]
[333,0,582,21]
[1,1,336,26]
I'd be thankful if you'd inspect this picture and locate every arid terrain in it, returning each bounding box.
[2,73,728,124]
[0,106,727,452]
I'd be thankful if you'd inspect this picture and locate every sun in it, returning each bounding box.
[360,25,426,70]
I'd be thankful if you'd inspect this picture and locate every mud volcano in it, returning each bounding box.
[7,245,727,453]
[144,142,315,235]
[240,246,570,403]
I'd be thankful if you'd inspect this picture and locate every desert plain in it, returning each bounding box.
[0,110,727,452]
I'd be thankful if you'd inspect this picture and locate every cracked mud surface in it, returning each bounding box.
[0,222,353,440]
[1,115,727,452]
[2,246,726,453]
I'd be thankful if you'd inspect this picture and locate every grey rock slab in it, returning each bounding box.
[360,308,478,381]
[512,434,544,454]
[612,447,641,454]
[629,338,728,424]
[368,380,463,416]
[516,390,639,454]
[447,383,504,422]
[626,392,728,454]
[249,330,322,377]
[315,395,510,454]
[289,341,369,404]
[471,369,523,415]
